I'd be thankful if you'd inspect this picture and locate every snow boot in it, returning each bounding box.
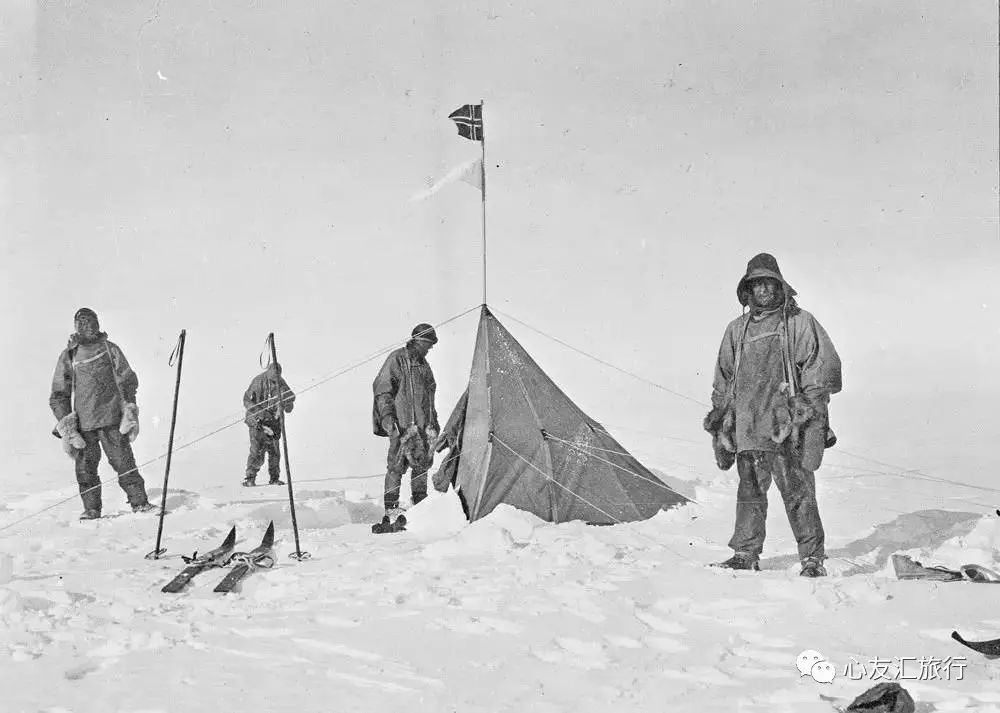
[800,557,827,578]
[711,552,760,571]
[268,478,285,486]
[132,502,158,514]
[242,475,257,487]
[371,515,392,534]
[79,509,101,521]
[391,515,407,533]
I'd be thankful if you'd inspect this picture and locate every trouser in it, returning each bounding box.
[727,450,825,561]
[75,427,149,512]
[246,428,281,481]
[384,427,430,509]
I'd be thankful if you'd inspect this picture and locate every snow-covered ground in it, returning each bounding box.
[4,455,1000,712]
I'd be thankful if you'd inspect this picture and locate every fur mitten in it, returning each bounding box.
[705,404,737,471]
[119,403,140,442]
[432,467,452,494]
[770,384,815,447]
[55,413,86,457]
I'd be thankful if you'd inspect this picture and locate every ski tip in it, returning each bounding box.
[222,526,237,548]
[261,521,275,548]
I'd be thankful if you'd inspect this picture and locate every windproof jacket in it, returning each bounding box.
[372,346,439,436]
[712,308,841,453]
[50,334,138,432]
[244,371,296,428]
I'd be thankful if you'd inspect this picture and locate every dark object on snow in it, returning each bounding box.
[891,554,963,581]
[214,521,276,593]
[844,682,915,713]
[371,515,406,534]
[147,329,186,561]
[960,564,1000,583]
[710,552,760,571]
[799,557,827,577]
[952,631,1000,657]
[161,527,237,593]
[436,307,689,524]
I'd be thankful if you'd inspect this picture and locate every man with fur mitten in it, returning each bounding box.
[242,362,296,487]
[705,254,842,577]
[372,323,440,516]
[49,308,154,520]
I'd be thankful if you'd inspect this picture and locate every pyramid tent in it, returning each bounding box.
[438,306,690,524]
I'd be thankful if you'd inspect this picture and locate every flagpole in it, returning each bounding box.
[480,99,487,307]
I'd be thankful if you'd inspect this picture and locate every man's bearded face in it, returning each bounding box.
[750,278,783,308]
[75,314,100,339]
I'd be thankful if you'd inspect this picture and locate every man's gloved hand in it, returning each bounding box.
[283,403,294,414]
[56,413,86,458]
[425,426,438,443]
[381,416,400,438]
[703,405,727,433]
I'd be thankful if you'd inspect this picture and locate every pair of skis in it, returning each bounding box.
[161,521,275,594]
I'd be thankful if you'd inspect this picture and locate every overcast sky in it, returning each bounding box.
[2,1,997,498]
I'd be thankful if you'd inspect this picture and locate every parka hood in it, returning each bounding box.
[736,253,797,307]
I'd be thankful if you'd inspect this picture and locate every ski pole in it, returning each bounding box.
[268,332,309,561]
[146,329,186,560]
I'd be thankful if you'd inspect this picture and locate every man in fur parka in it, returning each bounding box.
[372,323,440,515]
[49,308,154,520]
[704,254,842,577]
[242,362,296,486]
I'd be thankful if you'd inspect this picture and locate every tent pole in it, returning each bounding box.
[480,99,487,307]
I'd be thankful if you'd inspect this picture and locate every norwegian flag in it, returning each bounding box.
[448,104,483,142]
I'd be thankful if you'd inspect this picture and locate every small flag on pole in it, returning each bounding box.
[408,158,482,202]
[448,104,483,142]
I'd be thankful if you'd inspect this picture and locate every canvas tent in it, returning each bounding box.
[436,306,690,524]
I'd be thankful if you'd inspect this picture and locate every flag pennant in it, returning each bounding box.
[408,158,482,202]
[448,103,483,142]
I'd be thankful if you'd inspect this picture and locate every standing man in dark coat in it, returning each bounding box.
[49,308,155,520]
[372,323,440,515]
[243,362,296,487]
[704,254,842,577]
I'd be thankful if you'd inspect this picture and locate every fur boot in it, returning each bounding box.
[55,413,86,457]
[119,403,140,442]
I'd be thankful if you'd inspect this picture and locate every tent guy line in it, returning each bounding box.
[16,305,992,533]
[491,435,704,567]
[493,307,710,408]
[1,307,482,535]
[543,432,701,505]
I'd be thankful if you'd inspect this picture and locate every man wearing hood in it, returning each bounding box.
[242,362,296,487]
[49,308,155,520]
[704,254,842,577]
[372,323,440,515]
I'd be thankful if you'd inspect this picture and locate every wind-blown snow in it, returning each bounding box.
[3,465,1000,712]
